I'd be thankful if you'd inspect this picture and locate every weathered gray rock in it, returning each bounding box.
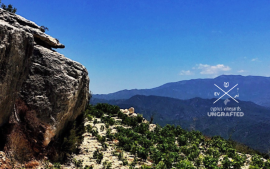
[0,15,34,126]
[20,45,89,145]
[0,8,89,148]
[0,8,64,49]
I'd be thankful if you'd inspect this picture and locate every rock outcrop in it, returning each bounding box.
[20,45,89,146]
[0,9,64,48]
[0,8,89,158]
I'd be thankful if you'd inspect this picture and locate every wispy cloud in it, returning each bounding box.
[238,70,245,73]
[251,58,258,62]
[179,70,194,75]
[196,64,231,75]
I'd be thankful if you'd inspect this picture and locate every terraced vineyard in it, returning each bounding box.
[67,103,270,169]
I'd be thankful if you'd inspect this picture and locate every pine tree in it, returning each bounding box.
[0,1,17,13]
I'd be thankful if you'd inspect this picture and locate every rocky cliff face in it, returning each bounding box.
[0,8,89,158]
[20,45,89,146]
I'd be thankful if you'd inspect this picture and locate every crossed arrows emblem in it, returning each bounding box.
[213,83,239,104]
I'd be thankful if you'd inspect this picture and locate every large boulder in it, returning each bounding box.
[20,45,89,146]
[0,8,89,155]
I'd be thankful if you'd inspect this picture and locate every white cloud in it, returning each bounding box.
[238,70,245,73]
[179,70,194,75]
[196,64,231,75]
[251,58,258,62]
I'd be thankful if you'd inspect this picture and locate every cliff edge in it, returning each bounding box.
[0,8,89,160]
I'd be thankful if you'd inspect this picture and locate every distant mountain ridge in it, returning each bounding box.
[93,75,270,107]
[91,95,270,153]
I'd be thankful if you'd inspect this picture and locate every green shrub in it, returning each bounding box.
[86,125,92,133]
[178,135,188,146]
[118,151,123,160]
[108,117,115,125]
[249,166,261,169]
[100,125,105,132]
[222,156,234,168]
[122,159,128,166]
[97,135,106,143]
[232,154,245,168]
[227,148,236,158]
[53,162,61,169]
[188,150,200,161]
[137,147,148,161]
[203,155,218,169]
[92,109,104,118]
[106,128,114,140]
[93,118,98,125]
[103,161,112,169]
[134,123,149,135]
[264,159,270,169]
[251,154,264,168]
[95,103,119,115]
[141,165,152,169]
[195,157,202,167]
[0,1,17,13]
[91,128,98,137]
[206,147,220,158]
[60,114,85,160]
[86,114,93,121]
[93,149,103,164]
[175,159,195,169]
[101,142,108,151]
[136,114,143,123]
[84,165,94,169]
[73,158,83,168]
[156,160,166,169]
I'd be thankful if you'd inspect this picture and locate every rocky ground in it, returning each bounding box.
[62,108,153,169]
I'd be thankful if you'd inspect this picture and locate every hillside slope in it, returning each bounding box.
[62,103,270,169]
[92,95,270,154]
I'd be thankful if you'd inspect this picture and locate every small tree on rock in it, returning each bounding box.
[0,1,17,13]
[40,26,49,32]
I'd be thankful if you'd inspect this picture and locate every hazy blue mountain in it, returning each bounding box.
[91,95,270,153]
[93,75,270,107]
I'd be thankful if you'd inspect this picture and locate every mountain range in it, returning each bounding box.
[93,75,270,107]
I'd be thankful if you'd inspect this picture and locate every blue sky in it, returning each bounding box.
[6,0,270,94]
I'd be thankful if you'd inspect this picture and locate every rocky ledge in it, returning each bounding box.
[0,8,64,48]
